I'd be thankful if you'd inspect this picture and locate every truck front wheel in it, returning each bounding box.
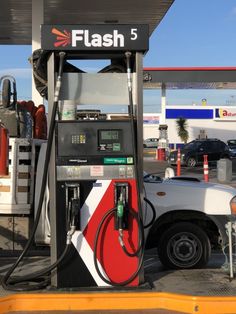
[157,222,211,269]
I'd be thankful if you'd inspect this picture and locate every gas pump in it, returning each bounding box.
[2,24,149,290]
[46,25,149,288]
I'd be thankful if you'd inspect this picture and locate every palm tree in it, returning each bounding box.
[176,117,189,144]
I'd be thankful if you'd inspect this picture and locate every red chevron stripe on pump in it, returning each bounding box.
[71,179,139,286]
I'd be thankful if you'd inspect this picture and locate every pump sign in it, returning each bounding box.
[41,25,149,51]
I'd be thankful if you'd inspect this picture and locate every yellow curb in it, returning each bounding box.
[1,292,236,313]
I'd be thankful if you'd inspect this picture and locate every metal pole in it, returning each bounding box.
[47,53,58,286]
[161,83,166,124]
[135,52,144,202]
[177,148,181,176]
[226,221,234,279]
[32,0,44,105]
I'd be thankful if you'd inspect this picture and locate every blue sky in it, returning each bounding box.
[1,0,236,111]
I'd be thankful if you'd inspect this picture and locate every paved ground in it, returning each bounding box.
[0,249,235,298]
[144,249,236,296]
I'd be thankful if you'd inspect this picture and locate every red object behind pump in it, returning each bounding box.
[0,123,9,176]
[157,148,166,161]
[34,105,47,139]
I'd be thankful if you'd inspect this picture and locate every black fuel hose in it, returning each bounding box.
[143,197,156,229]
[143,175,158,229]
[124,51,144,227]
[2,244,71,291]
[118,210,144,258]
[93,207,144,286]
[2,51,67,291]
[125,51,145,259]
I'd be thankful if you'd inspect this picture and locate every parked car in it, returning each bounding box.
[227,139,236,158]
[144,173,236,269]
[168,138,230,167]
[143,137,159,148]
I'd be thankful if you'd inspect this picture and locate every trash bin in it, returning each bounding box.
[217,159,232,183]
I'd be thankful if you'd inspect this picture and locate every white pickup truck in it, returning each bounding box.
[144,173,236,269]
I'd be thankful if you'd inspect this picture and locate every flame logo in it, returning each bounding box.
[51,28,71,47]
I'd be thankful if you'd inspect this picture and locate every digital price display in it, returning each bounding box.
[100,130,119,141]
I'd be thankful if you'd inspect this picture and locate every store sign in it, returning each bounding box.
[41,25,149,51]
[214,108,236,121]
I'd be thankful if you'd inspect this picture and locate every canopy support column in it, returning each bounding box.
[161,82,166,124]
[32,0,44,106]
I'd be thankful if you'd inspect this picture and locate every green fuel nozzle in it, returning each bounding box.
[117,200,124,218]
[117,194,125,230]
[114,182,129,231]
[118,194,125,246]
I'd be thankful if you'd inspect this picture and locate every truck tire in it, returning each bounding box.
[157,222,211,269]
[2,79,11,108]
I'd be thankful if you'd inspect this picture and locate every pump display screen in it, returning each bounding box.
[98,129,122,152]
[100,130,119,140]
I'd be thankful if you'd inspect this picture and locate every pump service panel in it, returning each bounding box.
[56,120,135,182]
[56,120,133,158]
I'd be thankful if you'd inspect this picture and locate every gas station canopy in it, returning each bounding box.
[143,67,236,89]
[0,0,174,45]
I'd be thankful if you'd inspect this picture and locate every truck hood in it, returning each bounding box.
[144,177,236,217]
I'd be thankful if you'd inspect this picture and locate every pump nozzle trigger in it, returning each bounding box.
[71,198,80,229]
[66,198,80,244]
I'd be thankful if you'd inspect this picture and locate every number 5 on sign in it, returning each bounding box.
[131,28,137,40]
